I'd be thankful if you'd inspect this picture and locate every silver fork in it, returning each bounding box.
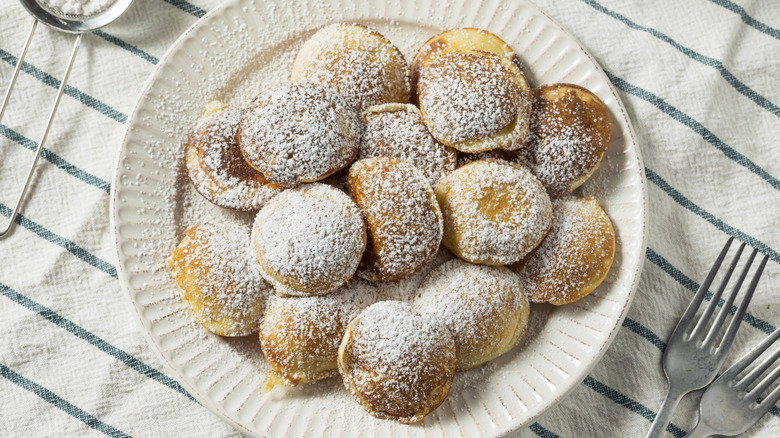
[646,237,770,437]
[685,327,780,437]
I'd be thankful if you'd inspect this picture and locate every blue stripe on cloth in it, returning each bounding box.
[645,167,780,265]
[622,317,667,352]
[0,282,195,402]
[529,422,561,438]
[161,0,206,17]
[92,31,159,65]
[0,48,127,124]
[0,203,117,278]
[0,363,131,437]
[0,124,110,194]
[708,0,780,41]
[607,72,780,193]
[583,376,687,437]
[580,0,780,117]
[528,423,561,438]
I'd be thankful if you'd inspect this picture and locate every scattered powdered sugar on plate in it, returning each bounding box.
[113,3,642,434]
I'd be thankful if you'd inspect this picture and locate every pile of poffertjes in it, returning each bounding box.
[169,23,616,424]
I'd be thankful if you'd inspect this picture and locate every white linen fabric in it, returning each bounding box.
[1,0,779,437]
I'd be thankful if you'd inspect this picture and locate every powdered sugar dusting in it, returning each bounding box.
[359,104,456,187]
[291,23,411,114]
[169,221,271,336]
[260,278,380,387]
[414,259,529,369]
[418,51,518,145]
[340,301,455,422]
[435,160,553,265]
[348,157,443,282]
[239,82,360,188]
[514,196,614,304]
[516,85,611,196]
[186,107,283,211]
[252,183,366,296]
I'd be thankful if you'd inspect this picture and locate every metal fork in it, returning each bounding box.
[685,327,780,437]
[646,237,770,437]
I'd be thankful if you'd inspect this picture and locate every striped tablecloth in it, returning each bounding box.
[1,0,779,436]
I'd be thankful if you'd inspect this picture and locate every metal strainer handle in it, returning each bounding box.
[0,19,82,238]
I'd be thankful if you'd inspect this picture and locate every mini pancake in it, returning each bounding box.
[417,50,532,152]
[347,157,443,282]
[185,106,282,211]
[239,82,360,188]
[515,83,612,196]
[260,279,378,390]
[251,183,366,297]
[169,221,270,337]
[359,103,456,187]
[435,159,553,265]
[338,301,456,423]
[410,27,516,101]
[510,196,615,305]
[290,23,410,114]
[415,259,529,370]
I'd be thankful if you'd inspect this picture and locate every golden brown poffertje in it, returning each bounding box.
[515,83,612,196]
[435,159,553,266]
[260,279,378,390]
[415,259,530,370]
[338,301,456,423]
[252,183,366,297]
[169,221,270,337]
[291,23,410,114]
[347,157,443,282]
[186,104,282,211]
[417,50,532,153]
[359,103,456,187]
[510,196,615,305]
[410,27,517,98]
[239,82,360,188]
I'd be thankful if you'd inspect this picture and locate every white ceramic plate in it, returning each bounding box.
[111,0,647,436]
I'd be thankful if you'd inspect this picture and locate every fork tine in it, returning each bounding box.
[756,374,780,412]
[735,341,780,391]
[747,360,780,402]
[701,247,757,348]
[673,237,734,340]
[714,253,769,350]
[690,242,755,345]
[721,327,780,382]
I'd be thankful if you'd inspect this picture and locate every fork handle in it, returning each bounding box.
[645,386,686,438]
[683,423,714,438]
